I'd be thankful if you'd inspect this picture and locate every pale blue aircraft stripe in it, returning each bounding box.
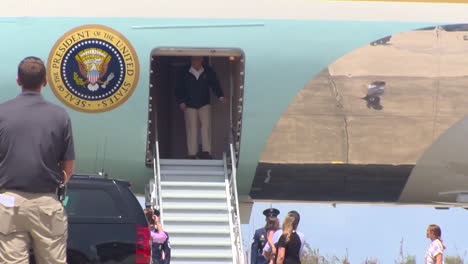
[131,23,265,30]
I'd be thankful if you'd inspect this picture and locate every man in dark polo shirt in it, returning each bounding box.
[0,56,75,264]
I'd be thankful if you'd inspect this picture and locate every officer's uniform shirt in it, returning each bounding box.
[251,227,269,264]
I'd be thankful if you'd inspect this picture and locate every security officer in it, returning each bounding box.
[251,208,280,264]
[0,56,75,264]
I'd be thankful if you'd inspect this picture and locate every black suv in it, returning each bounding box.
[31,175,151,264]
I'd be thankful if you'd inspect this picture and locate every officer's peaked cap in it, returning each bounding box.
[263,208,280,217]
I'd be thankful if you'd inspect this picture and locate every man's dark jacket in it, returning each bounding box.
[175,65,224,109]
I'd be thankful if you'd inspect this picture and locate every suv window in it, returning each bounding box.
[64,188,123,218]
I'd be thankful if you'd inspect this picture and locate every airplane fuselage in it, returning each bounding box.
[2,0,468,212]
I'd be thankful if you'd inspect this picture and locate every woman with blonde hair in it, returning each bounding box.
[276,212,301,264]
[425,224,446,264]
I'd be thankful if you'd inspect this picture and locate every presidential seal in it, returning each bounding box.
[47,25,139,113]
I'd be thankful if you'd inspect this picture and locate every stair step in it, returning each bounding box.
[163,203,228,211]
[170,240,232,246]
[162,212,230,219]
[162,201,227,208]
[170,260,232,264]
[161,165,225,173]
[170,250,232,259]
[162,192,226,199]
[161,175,225,183]
[161,170,225,176]
[164,223,230,232]
[161,181,226,187]
[160,159,224,166]
[167,233,231,240]
[165,228,230,235]
[164,215,228,223]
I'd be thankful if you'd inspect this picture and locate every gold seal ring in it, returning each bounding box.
[47,24,139,113]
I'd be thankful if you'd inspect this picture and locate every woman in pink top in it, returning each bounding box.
[144,208,167,242]
[425,224,445,264]
[145,209,168,264]
[265,216,280,264]
[150,214,167,243]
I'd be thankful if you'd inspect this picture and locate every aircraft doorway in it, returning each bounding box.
[147,48,245,161]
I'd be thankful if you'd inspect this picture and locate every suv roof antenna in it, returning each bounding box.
[99,137,108,179]
[94,143,99,173]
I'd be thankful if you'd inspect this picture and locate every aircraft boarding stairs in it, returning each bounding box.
[147,143,244,264]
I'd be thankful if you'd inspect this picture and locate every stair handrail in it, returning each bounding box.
[226,141,245,264]
[153,140,164,225]
[226,58,243,262]
[223,152,238,264]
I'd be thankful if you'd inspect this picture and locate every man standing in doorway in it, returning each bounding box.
[176,56,226,159]
[0,56,75,264]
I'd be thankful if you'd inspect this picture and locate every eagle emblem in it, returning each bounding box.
[74,48,115,91]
